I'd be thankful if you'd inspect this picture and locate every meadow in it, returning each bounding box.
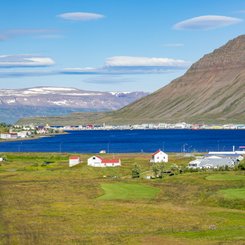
[0,153,244,244]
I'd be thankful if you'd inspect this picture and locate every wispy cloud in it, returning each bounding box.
[83,76,134,84]
[0,70,56,78]
[0,29,59,41]
[62,56,189,75]
[0,55,55,68]
[174,15,242,30]
[0,55,189,77]
[163,43,184,47]
[105,56,187,67]
[57,12,105,21]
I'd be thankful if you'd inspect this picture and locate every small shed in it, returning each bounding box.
[69,156,80,167]
[150,150,168,163]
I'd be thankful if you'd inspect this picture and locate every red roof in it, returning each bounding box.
[69,156,80,159]
[152,149,162,156]
[101,158,120,164]
[96,156,103,160]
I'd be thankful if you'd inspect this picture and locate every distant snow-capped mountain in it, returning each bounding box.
[0,87,148,123]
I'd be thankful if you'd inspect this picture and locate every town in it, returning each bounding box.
[1,122,245,140]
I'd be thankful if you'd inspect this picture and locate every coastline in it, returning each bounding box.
[0,131,68,143]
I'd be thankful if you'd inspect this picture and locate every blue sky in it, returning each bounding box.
[0,0,244,92]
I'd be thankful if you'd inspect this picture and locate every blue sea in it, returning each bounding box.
[0,130,244,153]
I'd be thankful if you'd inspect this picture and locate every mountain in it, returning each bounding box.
[109,35,245,124]
[0,87,148,123]
[17,35,245,125]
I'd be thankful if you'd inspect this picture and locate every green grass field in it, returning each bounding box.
[98,183,160,200]
[206,174,245,181]
[218,188,245,200]
[0,153,244,244]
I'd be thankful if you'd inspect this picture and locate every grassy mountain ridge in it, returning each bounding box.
[17,35,245,125]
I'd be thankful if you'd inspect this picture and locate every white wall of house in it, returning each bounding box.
[87,156,103,167]
[69,157,80,167]
[151,151,168,163]
[0,134,11,139]
[17,131,29,138]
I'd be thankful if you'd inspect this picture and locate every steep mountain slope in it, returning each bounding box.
[107,35,245,124]
[0,87,148,123]
[17,35,245,125]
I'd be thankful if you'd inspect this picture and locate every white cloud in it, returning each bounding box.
[0,55,55,68]
[63,56,189,75]
[58,12,104,21]
[105,56,187,67]
[174,15,242,30]
[0,56,189,77]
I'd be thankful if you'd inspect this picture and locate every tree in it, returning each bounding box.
[152,163,159,178]
[132,164,141,178]
[237,160,245,170]
[152,162,165,178]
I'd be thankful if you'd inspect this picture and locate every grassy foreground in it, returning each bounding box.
[98,183,159,200]
[0,153,244,244]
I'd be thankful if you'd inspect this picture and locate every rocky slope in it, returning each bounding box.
[0,87,148,123]
[107,35,245,124]
[17,35,245,125]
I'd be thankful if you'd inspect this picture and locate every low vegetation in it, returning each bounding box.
[218,188,245,200]
[0,153,244,244]
[0,123,11,134]
[98,183,160,200]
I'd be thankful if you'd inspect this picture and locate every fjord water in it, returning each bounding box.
[0,129,244,153]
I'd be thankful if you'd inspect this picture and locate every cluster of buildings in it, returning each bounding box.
[47,122,245,131]
[69,149,168,168]
[0,124,63,140]
[6,122,242,141]
[188,151,244,169]
[68,149,244,171]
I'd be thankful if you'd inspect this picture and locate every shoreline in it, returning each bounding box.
[0,131,68,143]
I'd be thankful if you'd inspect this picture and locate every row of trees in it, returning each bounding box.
[132,162,177,179]
[131,160,245,179]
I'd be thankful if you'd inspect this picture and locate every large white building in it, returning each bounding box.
[150,150,168,163]
[188,156,236,169]
[87,156,121,167]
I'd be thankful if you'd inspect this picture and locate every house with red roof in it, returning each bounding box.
[69,156,80,167]
[87,156,121,167]
[150,150,168,163]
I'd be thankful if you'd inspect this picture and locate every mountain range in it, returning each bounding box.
[17,35,245,125]
[0,87,148,123]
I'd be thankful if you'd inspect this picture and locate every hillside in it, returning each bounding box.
[0,87,148,123]
[17,35,245,125]
[108,35,245,124]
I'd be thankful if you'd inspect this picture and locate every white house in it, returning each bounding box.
[87,156,121,167]
[69,156,80,167]
[17,131,29,138]
[0,133,11,139]
[150,150,168,163]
